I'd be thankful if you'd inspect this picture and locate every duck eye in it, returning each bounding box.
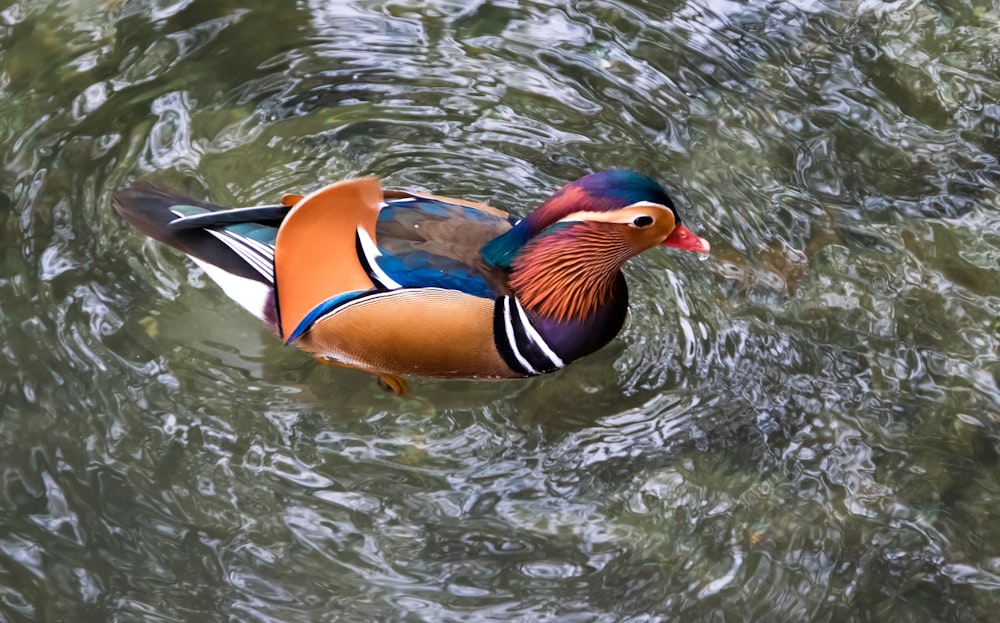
[632,215,654,227]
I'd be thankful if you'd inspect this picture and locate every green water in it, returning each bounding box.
[2,0,1000,621]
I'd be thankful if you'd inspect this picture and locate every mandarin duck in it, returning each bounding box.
[113,170,709,395]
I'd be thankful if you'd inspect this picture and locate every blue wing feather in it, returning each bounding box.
[374,250,497,298]
[372,195,512,299]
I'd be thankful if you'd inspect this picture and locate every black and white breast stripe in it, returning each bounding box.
[493,296,565,376]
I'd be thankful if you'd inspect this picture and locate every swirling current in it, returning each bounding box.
[2,1,1000,621]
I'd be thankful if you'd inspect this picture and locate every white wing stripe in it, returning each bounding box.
[207,229,274,282]
[355,227,403,290]
[231,231,276,261]
[222,234,273,279]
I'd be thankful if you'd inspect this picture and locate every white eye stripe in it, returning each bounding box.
[624,201,666,210]
[558,202,673,225]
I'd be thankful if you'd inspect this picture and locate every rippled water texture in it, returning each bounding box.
[2,0,1000,620]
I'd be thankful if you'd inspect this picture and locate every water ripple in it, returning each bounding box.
[2,0,1000,620]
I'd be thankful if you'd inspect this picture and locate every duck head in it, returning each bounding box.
[481,170,710,364]
[507,196,704,322]
[481,169,709,270]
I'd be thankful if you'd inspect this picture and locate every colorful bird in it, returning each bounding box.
[113,170,709,395]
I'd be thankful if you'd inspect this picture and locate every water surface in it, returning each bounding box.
[2,0,1000,621]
